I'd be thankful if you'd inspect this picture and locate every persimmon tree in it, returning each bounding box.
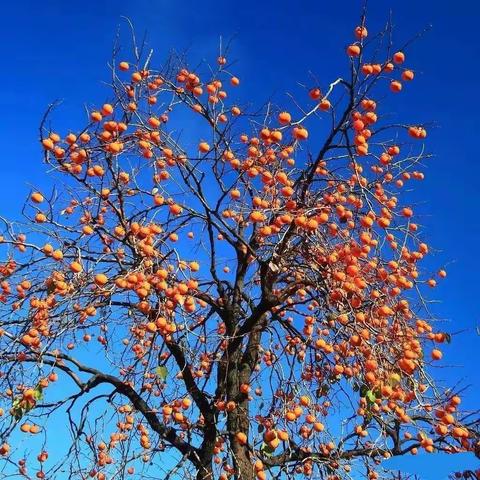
[0,15,478,480]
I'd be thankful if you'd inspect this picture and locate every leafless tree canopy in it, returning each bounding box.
[0,14,478,480]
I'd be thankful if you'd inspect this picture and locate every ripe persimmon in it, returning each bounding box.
[354,26,368,39]
[278,111,292,124]
[198,142,210,153]
[94,273,108,286]
[292,127,308,140]
[390,80,402,93]
[393,51,405,64]
[235,432,247,445]
[90,111,102,122]
[431,349,443,360]
[70,261,82,273]
[319,99,331,110]
[41,142,55,156]
[31,192,44,203]
[347,44,361,57]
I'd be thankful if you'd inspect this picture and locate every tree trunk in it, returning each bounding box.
[196,412,217,480]
[226,348,256,480]
[228,405,254,480]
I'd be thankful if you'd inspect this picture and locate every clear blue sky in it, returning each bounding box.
[0,0,479,477]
